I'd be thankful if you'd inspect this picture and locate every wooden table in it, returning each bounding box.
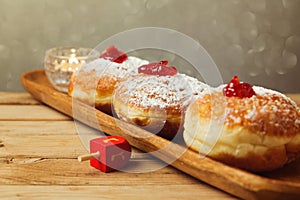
[0,92,239,200]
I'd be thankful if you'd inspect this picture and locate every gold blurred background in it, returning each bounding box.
[0,0,299,92]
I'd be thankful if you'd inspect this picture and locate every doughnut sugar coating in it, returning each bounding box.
[113,73,209,140]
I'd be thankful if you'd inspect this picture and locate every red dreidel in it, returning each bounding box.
[78,136,131,173]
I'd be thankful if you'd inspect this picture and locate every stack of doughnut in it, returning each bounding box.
[68,46,300,172]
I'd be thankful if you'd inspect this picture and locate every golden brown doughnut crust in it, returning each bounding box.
[68,71,116,114]
[183,86,300,172]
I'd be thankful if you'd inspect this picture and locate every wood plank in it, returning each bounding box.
[0,121,98,135]
[0,131,152,159]
[0,92,40,105]
[0,105,71,121]
[0,185,234,200]
[0,120,157,162]
[0,134,86,158]
[0,158,196,186]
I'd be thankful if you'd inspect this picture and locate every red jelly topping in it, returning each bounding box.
[138,60,178,76]
[223,76,256,98]
[100,45,128,63]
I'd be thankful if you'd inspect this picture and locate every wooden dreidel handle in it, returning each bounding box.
[78,152,100,162]
[78,136,131,173]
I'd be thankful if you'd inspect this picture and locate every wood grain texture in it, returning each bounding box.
[20,69,300,199]
[0,158,194,185]
[0,185,234,200]
[0,92,40,105]
[0,105,71,121]
[0,121,149,159]
[0,133,84,158]
[0,121,84,135]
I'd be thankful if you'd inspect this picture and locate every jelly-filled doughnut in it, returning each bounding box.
[68,46,148,114]
[183,76,300,172]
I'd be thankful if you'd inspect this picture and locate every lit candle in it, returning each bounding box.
[44,47,99,93]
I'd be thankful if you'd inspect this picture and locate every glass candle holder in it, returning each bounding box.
[44,47,99,93]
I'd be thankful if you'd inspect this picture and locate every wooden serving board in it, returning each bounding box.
[21,69,300,200]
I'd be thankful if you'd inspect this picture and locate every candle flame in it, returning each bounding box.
[69,54,79,64]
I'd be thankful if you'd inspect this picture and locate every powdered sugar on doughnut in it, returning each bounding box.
[78,56,149,78]
[124,56,149,70]
[208,84,300,136]
[253,86,298,108]
[115,74,209,111]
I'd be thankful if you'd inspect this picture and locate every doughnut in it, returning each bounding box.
[68,46,148,114]
[183,76,300,172]
[112,61,209,140]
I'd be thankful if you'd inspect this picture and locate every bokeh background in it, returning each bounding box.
[0,0,299,92]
